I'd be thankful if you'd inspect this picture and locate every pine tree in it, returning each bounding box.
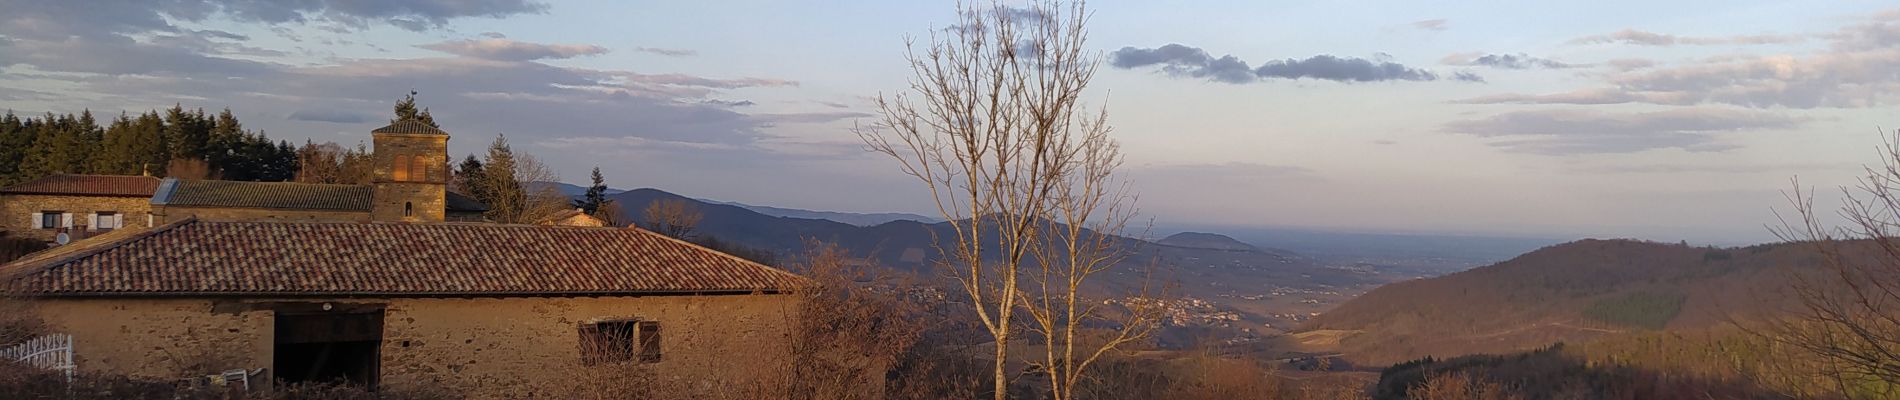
[130,112,170,177]
[19,113,74,177]
[73,110,102,174]
[478,135,526,223]
[0,111,27,185]
[95,113,139,174]
[163,105,211,162]
[454,154,486,197]
[573,167,612,215]
[392,91,439,128]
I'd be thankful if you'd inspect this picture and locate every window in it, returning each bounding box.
[93,212,119,231]
[393,155,411,182]
[411,157,430,183]
[403,202,413,217]
[579,320,661,364]
[638,321,661,363]
[36,211,63,229]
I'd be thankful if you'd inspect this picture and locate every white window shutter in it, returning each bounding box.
[87,214,98,231]
[30,212,42,229]
[61,213,72,228]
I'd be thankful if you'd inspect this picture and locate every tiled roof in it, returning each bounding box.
[445,191,489,212]
[155,179,372,211]
[1,219,805,296]
[1,174,160,197]
[372,120,447,135]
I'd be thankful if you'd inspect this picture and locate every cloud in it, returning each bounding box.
[1132,162,1317,183]
[1440,108,1808,154]
[1111,44,1457,83]
[1606,58,1657,71]
[0,0,810,150]
[1441,53,1581,69]
[0,0,545,39]
[418,38,608,61]
[1568,29,1806,46]
[288,109,378,123]
[1256,55,1442,82]
[1455,89,1692,105]
[1461,13,1900,109]
[1411,19,1450,32]
[1575,162,1854,174]
[633,47,697,57]
[700,99,756,107]
[754,111,875,125]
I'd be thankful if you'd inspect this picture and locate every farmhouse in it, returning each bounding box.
[0,120,807,398]
[0,174,161,242]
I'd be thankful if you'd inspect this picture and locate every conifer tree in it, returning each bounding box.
[454,154,486,197]
[0,112,27,185]
[574,167,612,215]
[478,135,526,223]
[392,91,438,128]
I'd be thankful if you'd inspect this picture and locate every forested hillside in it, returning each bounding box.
[1299,239,1821,366]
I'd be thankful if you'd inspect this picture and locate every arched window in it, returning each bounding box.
[412,156,430,183]
[393,155,411,182]
[404,202,414,217]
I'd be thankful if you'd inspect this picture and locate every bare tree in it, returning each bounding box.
[1768,130,1900,397]
[856,1,1153,398]
[514,153,572,224]
[642,199,703,240]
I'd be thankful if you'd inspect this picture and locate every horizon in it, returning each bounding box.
[5,0,1898,244]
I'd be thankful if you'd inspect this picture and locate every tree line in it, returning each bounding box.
[0,93,582,226]
[0,107,298,186]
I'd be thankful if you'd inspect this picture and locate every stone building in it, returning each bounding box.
[0,174,160,242]
[536,208,611,227]
[0,120,801,398]
[149,120,486,224]
[1,219,804,398]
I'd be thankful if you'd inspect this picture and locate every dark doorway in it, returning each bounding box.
[273,307,384,389]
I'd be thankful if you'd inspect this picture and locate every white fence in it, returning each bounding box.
[1,334,75,382]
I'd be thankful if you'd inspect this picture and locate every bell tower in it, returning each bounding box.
[369,120,449,222]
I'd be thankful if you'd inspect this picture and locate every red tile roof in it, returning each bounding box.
[155,179,372,211]
[372,120,447,135]
[0,174,160,197]
[1,219,804,296]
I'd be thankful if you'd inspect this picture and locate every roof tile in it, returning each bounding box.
[1,219,804,296]
[158,179,372,211]
[371,120,446,135]
[1,174,159,197]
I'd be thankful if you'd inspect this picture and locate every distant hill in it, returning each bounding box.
[1157,232,1258,252]
[1297,239,1823,365]
[533,181,626,197]
[606,188,1400,332]
[1169,224,1560,273]
[703,200,941,227]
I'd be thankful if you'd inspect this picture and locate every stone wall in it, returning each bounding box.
[31,294,797,399]
[371,183,445,223]
[0,195,153,242]
[154,205,370,224]
[30,299,273,379]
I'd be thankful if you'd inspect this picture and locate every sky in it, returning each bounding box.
[2,0,1898,244]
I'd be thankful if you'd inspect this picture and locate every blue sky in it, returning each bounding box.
[3,0,1898,243]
